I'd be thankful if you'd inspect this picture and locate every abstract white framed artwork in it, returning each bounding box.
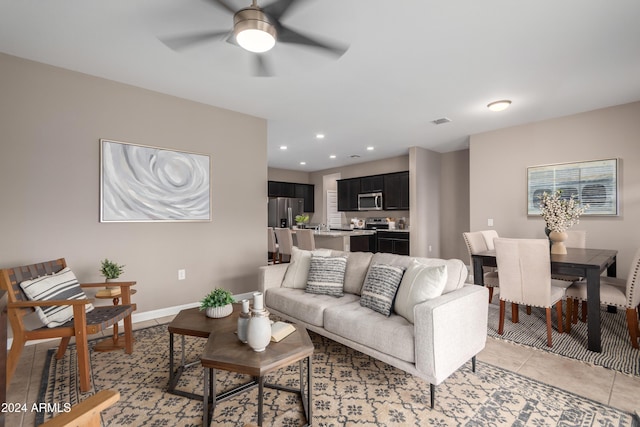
[100,139,212,222]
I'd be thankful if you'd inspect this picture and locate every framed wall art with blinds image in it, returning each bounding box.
[527,158,619,216]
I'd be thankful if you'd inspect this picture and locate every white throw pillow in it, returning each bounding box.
[19,267,94,328]
[394,261,448,323]
[282,246,331,289]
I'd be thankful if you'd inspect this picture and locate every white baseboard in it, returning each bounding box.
[9,292,258,349]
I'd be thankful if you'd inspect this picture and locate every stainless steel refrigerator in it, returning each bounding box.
[268,197,305,228]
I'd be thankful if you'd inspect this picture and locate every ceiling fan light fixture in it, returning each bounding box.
[234,8,277,53]
[487,100,512,112]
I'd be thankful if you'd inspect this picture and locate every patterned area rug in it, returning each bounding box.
[37,324,637,426]
[486,300,640,376]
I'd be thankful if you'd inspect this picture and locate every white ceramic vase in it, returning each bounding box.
[549,231,568,255]
[247,309,271,352]
[205,304,233,319]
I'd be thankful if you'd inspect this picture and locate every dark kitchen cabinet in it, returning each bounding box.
[295,183,315,212]
[337,178,361,211]
[377,231,410,256]
[350,234,376,252]
[383,171,409,210]
[268,181,315,212]
[268,181,295,198]
[360,175,384,193]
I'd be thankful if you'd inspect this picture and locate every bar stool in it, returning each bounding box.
[274,228,294,263]
[267,227,279,264]
[295,229,316,251]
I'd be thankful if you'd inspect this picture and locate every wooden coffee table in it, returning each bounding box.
[201,324,314,427]
[167,304,241,400]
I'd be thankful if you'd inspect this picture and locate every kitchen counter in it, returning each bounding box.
[314,229,376,237]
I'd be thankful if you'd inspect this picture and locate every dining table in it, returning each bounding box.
[472,247,618,353]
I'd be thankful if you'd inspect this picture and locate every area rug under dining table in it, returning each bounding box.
[37,324,637,426]
[486,299,640,376]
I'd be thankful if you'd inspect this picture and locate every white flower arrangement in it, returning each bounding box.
[538,190,588,232]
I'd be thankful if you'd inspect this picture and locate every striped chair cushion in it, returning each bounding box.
[360,264,406,316]
[306,255,348,297]
[19,267,94,328]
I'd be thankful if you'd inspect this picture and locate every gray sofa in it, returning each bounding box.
[259,249,489,407]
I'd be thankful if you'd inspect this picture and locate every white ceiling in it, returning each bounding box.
[1,0,639,172]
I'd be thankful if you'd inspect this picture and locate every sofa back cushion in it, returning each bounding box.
[282,246,332,289]
[366,253,466,294]
[330,250,373,295]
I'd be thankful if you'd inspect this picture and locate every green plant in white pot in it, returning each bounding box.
[200,288,235,318]
[100,259,125,290]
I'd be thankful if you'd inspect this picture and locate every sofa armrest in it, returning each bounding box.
[259,264,289,293]
[413,284,488,384]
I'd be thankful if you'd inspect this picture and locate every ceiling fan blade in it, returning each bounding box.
[277,25,348,57]
[203,0,237,14]
[160,30,232,51]
[262,0,301,21]
[253,54,274,77]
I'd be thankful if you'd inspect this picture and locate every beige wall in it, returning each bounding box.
[267,167,310,184]
[470,101,640,277]
[0,53,268,314]
[440,149,470,261]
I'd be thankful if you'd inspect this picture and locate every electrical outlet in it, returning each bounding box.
[428,245,432,252]
[178,269,186,280]
[488,218,494,227]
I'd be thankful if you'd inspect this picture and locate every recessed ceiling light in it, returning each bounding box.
[316,133,325,139]
[487,100,512,112]
[279,145,287,150]
[300,161,306,165]
[366,146,374,151]
[329,155,336,159]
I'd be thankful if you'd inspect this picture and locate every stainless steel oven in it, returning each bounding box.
[358,192,383,211]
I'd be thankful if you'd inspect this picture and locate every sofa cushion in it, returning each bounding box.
[324,301,415,363]
[265,287,359,327]
[360,264,405,316]
[330,250,373,295]
[19,267,94,328]
[394,261,447,323]
[368,253,466,295]
[306,255,347,297]
[282,246,331,289]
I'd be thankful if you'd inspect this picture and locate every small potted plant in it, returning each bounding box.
[295,213,309,228]
[100,259,125,290]
[200,288,235,318]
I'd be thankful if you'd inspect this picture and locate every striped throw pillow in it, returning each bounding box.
[19,267,94,328]
[360,264,406,316]
[306,255,347,297]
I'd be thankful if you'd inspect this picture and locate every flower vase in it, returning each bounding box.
[549,231,568,255]
[247,308,271,352]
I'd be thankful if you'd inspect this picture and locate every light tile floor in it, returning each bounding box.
[6,316,640,426]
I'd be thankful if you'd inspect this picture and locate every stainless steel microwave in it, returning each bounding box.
[358,192,383,211]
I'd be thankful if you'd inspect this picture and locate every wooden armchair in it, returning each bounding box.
[0,258,136,392]
[39,390,120,427]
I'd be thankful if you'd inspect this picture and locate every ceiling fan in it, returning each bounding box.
[160,0,349,76]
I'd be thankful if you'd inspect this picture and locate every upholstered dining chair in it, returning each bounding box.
[295,229,316,251]
[463,231,500,303]
[274,228,294,263]
[494,238,566,347]
[267,227,279,264]
[565,247,640,348]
